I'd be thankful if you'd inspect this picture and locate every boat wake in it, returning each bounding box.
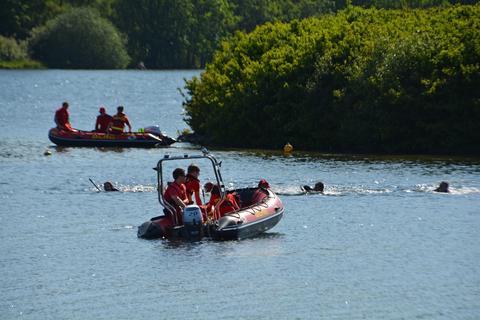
[88,183,156,192]
[273,184,480,196]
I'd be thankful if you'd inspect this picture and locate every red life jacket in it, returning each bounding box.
[110,112,129,133]
[164,182,187,225]
[251,188,268,205]
[217,193,240,217]
[185,174,202,205]
[55,107,73,131]
[96,114,112,133]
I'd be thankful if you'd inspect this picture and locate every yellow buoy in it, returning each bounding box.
[283,142,293,153]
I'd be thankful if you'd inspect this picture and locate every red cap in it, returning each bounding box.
[258,179,270,188]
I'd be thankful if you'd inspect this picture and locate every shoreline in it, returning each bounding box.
[0,59,45,69]
[182,144,480,162]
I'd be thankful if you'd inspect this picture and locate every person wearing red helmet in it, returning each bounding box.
[95,106,113,133]
[250,179,270,205]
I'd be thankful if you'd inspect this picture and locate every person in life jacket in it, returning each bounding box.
[164,168,190,225]
[54,102,74,131]
[250,179,270,205]
[185,164,203,206]
[108,106,132,134]
[95,106,113,133]
[204,182,217,217]
[207,185,239,218]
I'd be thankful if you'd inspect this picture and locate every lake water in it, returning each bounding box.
[1,70,479,319]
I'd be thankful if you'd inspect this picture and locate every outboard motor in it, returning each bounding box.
[144,125,176,145]
[182,205,204,241]
[144,125,162,136]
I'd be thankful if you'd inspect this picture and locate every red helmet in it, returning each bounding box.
[258,179,270,189]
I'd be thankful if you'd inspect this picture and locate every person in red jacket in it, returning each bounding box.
[54,102,74,131]
[185,164,203,206]
[205,183,218,214]
[207,185,239,218]
[95,107,112,133]
[108,106,132,134]
[164,168,190,225]
[250,179,270,205]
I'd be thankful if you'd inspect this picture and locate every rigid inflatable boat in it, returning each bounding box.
[48,126,175,148]
[137,153,284,241]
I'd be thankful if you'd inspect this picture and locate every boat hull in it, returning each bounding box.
[48,128,175,148]
[212,208,284,240]
[138,188,284,241]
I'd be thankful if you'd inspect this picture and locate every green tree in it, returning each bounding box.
[114,0,235,68]
[29,7,130,68]
[188,0,237,66]
[184,5,480,154]
[0,0,63,39]
[0,36,28,61]
[114,0,193,68]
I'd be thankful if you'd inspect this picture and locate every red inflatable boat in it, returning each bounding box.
[48,127,175,148]
[137,153,284,241]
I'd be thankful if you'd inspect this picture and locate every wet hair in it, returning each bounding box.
[117,106,124,112]
[173,168,185,180]
[204,182,214,192]
[435,181,449,193]
[314,182,324,192]
[62,102,69,108]
[187,164,200,174]
[211,185,220,196]
[103,181,117,191]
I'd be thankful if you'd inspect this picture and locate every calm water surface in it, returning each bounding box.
[0,70,479,319]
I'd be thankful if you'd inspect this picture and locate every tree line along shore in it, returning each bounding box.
[0,0,478,69]
[1,1,479,155]
[183,5,480,155]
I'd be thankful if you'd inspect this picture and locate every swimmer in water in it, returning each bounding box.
[104,181,119,192]
[434,181,449,193]
[301,182,324,194]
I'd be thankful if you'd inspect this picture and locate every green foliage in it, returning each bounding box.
[3,0,480,69]
[0,36,28,61]
[0,59,44,69]
[29,7,130,69]
[184,5,480,154]
[231,0,335,32]
[0,0,63,39]
[113,0,236,68]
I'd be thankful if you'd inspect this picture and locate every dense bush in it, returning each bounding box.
[0,36,28,61]
[29,7,129,69]
[3,1,479,69]
[184,5,480,154]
